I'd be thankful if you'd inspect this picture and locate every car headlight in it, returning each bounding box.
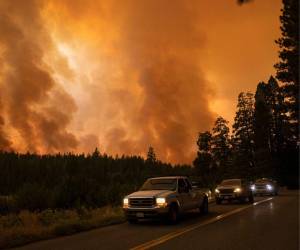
[156,197,167,207]
[234,188,241,193]
[215,188,220,193]
[251,185,255,191]
[266,184,273,190]
[123,198,129,208]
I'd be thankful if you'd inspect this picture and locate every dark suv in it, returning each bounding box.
[215,179,254,204]
[252,178,279,196]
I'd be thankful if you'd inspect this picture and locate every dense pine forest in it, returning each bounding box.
[0,0,298,214]
[0,150,193,212]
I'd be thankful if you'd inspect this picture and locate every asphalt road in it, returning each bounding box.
[13,190,299,250]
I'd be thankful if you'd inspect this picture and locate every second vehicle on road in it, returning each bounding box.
[215,179,254,204]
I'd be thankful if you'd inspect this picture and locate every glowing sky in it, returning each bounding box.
[0,0,281,163]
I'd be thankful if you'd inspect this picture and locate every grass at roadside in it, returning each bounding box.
[0,206,125,249]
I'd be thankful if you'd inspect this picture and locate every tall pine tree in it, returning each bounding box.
[275,0,299,144]
[146,146,157,164]
[211,117,231,167]
[232,92,255,177]
[254,77,285,177]
[193,131,213,186]
[274,0,299,187]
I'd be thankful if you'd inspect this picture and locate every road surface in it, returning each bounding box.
[13,190,299,250]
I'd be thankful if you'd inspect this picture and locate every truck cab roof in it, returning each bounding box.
[150,176,187,180]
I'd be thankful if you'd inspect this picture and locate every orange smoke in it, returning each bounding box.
[0,0,77,153]
[0,0,281,163]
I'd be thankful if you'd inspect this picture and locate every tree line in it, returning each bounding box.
[0,149,193,212]
[194,77,297,188]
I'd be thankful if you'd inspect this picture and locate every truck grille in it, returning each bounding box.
[129,198,155,207]
[220,189,234,194]
[255,184,266,189]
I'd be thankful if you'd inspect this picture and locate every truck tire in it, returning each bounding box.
[167,204,178,224]
[239,197,246,204]
[200,197,209,214]
[248,194,254,203]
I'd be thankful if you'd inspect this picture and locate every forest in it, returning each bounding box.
[0,149,193,212]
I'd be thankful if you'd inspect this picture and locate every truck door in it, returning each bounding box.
[178,178,190,210]
[184,178,199,208]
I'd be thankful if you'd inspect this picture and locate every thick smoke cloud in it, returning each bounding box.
[0,0,214,162]
[0,0,280,163]
[0,62,11,150]
[0,0,77,153]
[49,0,214,163]
[116,0,214,162]
[101,1,214,163]
[0,105,11,151]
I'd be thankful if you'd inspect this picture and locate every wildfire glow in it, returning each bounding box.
[0,0,281,163]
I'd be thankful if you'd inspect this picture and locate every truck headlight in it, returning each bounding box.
[234,188,241,193]
[266,184,273,190]
[123,198,129,208]
[251,185,255,191]
[215,188,220,193]
[156,197,167,207]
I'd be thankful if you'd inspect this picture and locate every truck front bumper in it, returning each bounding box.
[215,193,243,200]
[123,206,169,220]
[253,189,274,195]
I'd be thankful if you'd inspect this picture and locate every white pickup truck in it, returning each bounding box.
[123,176,209,223]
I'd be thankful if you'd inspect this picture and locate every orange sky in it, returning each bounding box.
[0,0,282,163]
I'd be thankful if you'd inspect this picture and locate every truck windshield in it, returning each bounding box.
[140,179,177,191]
[221,179,241,186]
[256,179,271,183]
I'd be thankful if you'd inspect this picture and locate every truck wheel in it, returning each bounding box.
[248,194,254,203]
[167,204,178,224]
[216,198,222,205]
[200,197,209,214]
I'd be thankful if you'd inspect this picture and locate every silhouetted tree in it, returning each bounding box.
[92,147,100,158]
[196,131,212,153]
[237,0,252,4]
[211,117,231,167]
[146,146,157,164]
[254,77,285,177]
[274,0,299,187]
[193,132,213,186]
[210,117,231,182]
[275,0,299,139]
[232,92,255,177]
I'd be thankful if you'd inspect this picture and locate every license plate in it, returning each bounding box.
[223,196,229,199]
[136,212,144,218]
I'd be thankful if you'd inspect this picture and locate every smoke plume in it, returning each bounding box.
[50,0,215,163]
[0,0,77,153]
[0,0,281,163]
[0,0,215,162]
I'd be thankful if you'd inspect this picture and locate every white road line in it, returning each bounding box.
[131,198,273,250]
